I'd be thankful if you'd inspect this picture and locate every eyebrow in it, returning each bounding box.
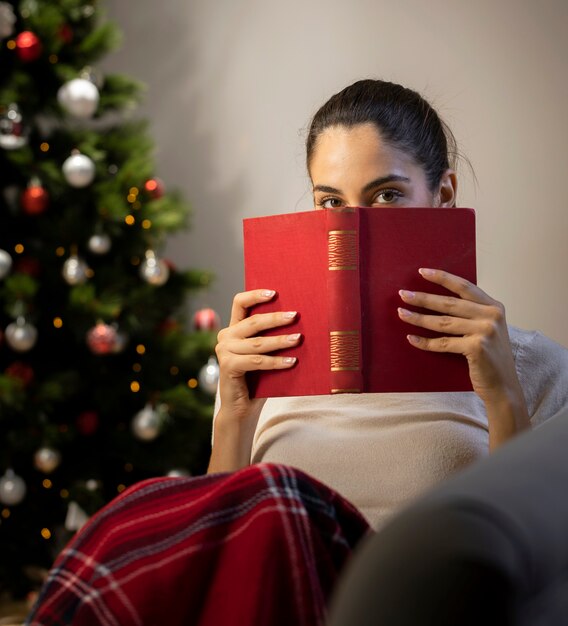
[313,175,411,195]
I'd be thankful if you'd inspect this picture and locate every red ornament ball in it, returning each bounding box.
[86,322,118,355]
[76,410,99,436]
[13,256,42,277]
[4,361,35,387]
[15,31,43,63]
[157,318,180,335]
[193,308,221,332]
[58,24,74,44]
[21,184,49,215]
[144,178,165,199]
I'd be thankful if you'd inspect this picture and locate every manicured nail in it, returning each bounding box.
[287,333,301,342]
[282,356,297,365]
[399,289,415,300]
[407,334,421,344]
[398,307,413,318]
[282,311,297,319]
[261,289,275,298]
[419,268,435,277]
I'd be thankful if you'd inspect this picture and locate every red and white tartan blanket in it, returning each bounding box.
[26,463,370,626]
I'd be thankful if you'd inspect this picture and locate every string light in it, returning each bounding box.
[187,378,198,389]
[53,317,63,329]
[125,215,135,226]
[42,479,53,489]
[136,344,146,355]
[141,219,152,230]
[41,528,52,540]
[132,363,142,373]
[1,509,10,519]
[48,54,58,64]
[14,243,24,254]
[127,193,137,203]
[129,187,139,196]
[55,246,65,257]
[131,256,140,266]
[60,489,69,499]
[130,381,140,393]
[6,40,16,50]
[117,484,126,493]
[40,142,50,152]
[170,366,179,375]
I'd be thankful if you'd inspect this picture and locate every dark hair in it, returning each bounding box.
[306,79,458,192]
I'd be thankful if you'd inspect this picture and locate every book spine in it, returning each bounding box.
[327,208,363,393]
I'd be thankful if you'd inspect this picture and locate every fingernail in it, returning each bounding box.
[398,307,413,318]
[283,357,297,365]
[261,289,275,298]
[287,333,301,342]
[419,268,435,277]
[399,289,415,300]
[407,334,421,344]
[282,311,297,319]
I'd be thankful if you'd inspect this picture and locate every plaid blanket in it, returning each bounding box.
[26,463,370,626]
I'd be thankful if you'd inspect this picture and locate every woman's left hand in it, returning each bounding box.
[398,268,530,446]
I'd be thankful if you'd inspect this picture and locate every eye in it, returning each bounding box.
[316,196,344,209]
[374,189,403,205]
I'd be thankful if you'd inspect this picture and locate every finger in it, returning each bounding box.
[222,353,297,374]
[228,310,298,340]
[399,288,482,319]
[398,308,478,336]
[417,268,494,305]
[225,332,302,355]
[406,333,467,354]
[229,289,276,326]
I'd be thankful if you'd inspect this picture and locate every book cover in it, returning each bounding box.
[243,207,476,398]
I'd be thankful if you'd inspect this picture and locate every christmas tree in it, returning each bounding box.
[0,0,218,599]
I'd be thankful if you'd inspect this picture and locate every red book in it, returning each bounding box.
[244,207,476,398]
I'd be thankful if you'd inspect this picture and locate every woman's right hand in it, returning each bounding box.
[208,289,300,472]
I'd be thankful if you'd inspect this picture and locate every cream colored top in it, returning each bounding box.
[216,327,568,529]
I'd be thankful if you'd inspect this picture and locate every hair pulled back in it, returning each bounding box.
[306,79,457,192]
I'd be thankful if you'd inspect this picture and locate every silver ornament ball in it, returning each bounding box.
[140,251,170,286]
[5,317,38,352]
[34,447,62,474]
[131,405,162,441]
[0,2,17,39]
[62,254,89,285]
[62,153,96,188]
[198,356,220,395]
[0,103,28,150]
[0,469,27,506]
[57,78,100,119]
[88,233,111,255]
[0,248,12,279]
[166,468,191,478]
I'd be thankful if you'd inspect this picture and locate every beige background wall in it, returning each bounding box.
[103,0,568,347]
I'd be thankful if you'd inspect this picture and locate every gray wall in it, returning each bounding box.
[103,0,568,347]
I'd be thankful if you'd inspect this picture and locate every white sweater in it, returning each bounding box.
[245,327,568,529]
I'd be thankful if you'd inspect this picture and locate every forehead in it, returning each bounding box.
[309,123,421,184]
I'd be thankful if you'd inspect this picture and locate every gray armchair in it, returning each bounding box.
[329,407,568,625]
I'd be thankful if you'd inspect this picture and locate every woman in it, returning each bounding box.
[210,78,568,528]
[27,80,568,626]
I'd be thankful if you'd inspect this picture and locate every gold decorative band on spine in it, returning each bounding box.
[328,230,357,270]
[331,388,361,394]
[330,330,360,371]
